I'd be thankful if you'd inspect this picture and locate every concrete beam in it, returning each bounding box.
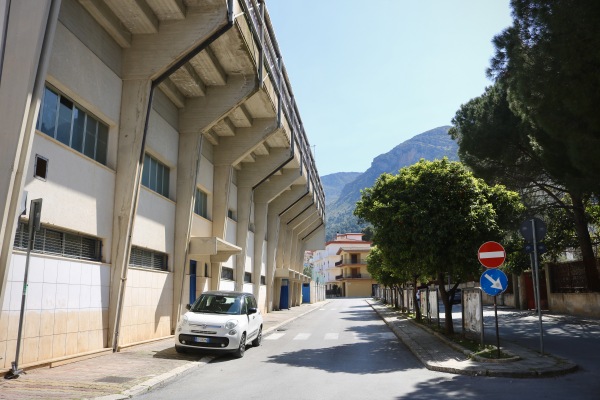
[79,0,132,48]
[237,148,292,189]
[213,118,279,166]
[180,75,257,135]
[122,6,229,79]
[254,169,302,204]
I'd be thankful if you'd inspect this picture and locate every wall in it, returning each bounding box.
[548,293,600,318]
[0,253,110,369]
[119,268,172,345]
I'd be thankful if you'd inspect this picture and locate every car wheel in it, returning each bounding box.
[233,333,246,358]
[251,326,262,347]
[175,345,187,354]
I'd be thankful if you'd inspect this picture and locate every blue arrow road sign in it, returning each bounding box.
[480,269,508,296]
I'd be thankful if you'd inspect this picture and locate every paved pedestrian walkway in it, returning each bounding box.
[0,301,328,400]
[367,299,577,378]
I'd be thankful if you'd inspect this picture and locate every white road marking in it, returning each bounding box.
[293,333,311,340]
[264,332,286,340]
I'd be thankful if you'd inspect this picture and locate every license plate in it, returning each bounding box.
[194,337,209,343]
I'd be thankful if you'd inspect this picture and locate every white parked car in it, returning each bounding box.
[175,291,263,358]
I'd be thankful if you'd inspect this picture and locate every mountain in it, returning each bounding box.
[321,172,362,205]
[324,126,459,240]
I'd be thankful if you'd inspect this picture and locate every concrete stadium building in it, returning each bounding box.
[0,0,325,371]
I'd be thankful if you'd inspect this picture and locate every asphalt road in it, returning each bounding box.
[139,298,600,400]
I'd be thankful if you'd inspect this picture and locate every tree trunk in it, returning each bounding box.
[438,272,454,334]
[412,276,421,321]
[570,191,600,291]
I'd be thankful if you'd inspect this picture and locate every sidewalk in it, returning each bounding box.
[367,299,578,378]
[0,301,328,400]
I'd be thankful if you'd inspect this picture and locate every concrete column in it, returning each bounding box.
[235,186,252,291]
[108,78,153,350]
[234,148,292,291]
[171,132,203,328]
[265,186,307,311]
[252,170,301,298]
[252,201,268,297]
[0,0,57,314]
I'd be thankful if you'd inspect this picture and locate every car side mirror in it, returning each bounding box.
[185,304,191,310]
[248,307,257,315]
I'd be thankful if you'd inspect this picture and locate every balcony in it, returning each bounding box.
[335,273,369,280]
[335,257,365,266]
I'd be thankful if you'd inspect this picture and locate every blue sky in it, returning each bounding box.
[266,0,513,176]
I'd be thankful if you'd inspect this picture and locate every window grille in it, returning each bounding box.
[129,246,168,271]
[37,85,109,165]
[221,267,234,280]
[142,153,170,198]
[13,221,102,261]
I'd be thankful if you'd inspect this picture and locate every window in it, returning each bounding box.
[260,275,266,285]
[142,154,170,198]
[194,188,208,218]
[221,267,234,281]
[34,155,48,180]
[227,209,237,221]
[129,246,168,271]
[244,272,252,283]
[13,221,102,261]
[37,85,108,165]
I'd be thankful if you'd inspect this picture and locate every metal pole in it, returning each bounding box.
[494,295,500,358]
[531,218,544,355]
[8,199,42,379]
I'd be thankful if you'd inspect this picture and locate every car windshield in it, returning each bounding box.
[190,294,241,315]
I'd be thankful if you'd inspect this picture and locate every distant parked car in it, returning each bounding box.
[175,291,263,358]
[450,289,462,305]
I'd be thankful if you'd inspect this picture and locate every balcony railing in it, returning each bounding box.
[335,273,370,280]
[336,257,365,266]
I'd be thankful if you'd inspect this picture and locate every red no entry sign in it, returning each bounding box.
[478,241,506,268]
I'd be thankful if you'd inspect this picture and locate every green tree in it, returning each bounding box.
[355,159,523,333]
[489,0,600,193]
[450,83,600,289]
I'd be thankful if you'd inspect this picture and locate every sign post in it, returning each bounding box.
[520,218,546,355]
[6,199,42,379]
[478,241,507,358]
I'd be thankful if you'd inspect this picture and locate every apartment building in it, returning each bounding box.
[313,233,375,297]
[0,0,324,371]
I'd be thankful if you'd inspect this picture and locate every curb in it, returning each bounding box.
[92,357,213,400]
[367,300,578,378]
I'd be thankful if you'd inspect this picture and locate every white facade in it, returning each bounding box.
[313,233,375,297]
[0,0,325,372]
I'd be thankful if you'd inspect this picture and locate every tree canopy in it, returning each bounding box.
[489,0,600,193]
[355,159,524,333]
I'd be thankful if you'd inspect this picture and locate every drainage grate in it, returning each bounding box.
[275,328,287,332]
[96,376,134,384]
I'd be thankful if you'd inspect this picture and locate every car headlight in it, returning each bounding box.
[225,319,239,330]
[177,315,189,332]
